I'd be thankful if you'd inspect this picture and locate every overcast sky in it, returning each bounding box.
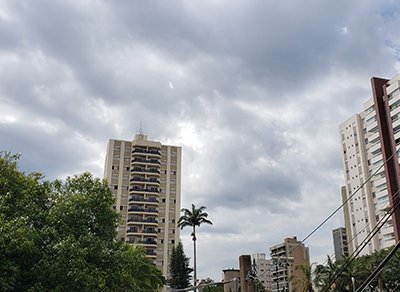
[1,0,400,281]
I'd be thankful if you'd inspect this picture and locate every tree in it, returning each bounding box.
[293,263,313,292]
[314,247,400,292]
[351,246,400,290]
[313,256,352,291]
[178,204,213,290]
[199,279,224,292]
[254,278,267,292]
[169,241,193,289]
[0,153,165,291]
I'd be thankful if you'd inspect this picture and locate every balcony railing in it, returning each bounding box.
[137,239,157,245]
[129,187,159,193]
[125,239,157,245]
[126,228,157,234]
[132,148,161,156]
[127,217,158,224]
[131,168,160,174]
[130,177,160,184]
[131,158,161,165]
[128,207,158,213]
[143,229,157,233]
[129,196,159,203]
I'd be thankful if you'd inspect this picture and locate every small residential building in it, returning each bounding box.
[332,227,349,262]
[252,253,272,291]
[222,269,240,292]
[269,237,310,292]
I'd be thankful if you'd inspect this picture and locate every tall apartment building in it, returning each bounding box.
[332,227,349,262]
[252,253,272,292]
[269,237,310,292]
[104,133,182,277]
[339,74,400,256]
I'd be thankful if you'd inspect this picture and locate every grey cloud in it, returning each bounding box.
[1,0,400,282]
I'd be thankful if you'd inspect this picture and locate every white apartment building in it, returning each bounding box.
[339,74,400,256]
[104,133,182,277]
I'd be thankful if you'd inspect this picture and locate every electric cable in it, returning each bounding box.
[319,199,391,266]
[355,241,400,292]
[321,192,400,292]
[258,148,400,280]
[313,198,395,288]
[288,148,399,257]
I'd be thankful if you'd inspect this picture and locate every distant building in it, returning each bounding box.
[252,253,272,291]
[222,269,240,292]
[239,255,255,292]
[104,133,182,278]
[332,227,349,262]
[339,74,400,256]
[269,237,310,292]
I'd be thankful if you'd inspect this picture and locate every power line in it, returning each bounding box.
[321,193,400,292]
[292,148,398,254]
[355,241,400,292]
[319,199,392,266]
[258,148,399,280]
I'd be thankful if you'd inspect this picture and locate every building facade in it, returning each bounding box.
[251,253,272,292]
[332,227,349,262]
[269,237,310,292]
[104,133,182,277]
[339,74,400,256]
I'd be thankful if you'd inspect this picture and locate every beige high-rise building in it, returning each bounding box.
[104,133,182,277]
[269,237,310,292]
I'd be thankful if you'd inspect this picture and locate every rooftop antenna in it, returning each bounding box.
[139,121,144,135]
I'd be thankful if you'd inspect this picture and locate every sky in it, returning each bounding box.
[1,0,400,282]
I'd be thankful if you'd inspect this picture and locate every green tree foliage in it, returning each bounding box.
[351,245,400,290]
[178,204,213,289]
[313,256,352,291]
[169,241,193,289]
[293,263,313,292]
[198,278,223,292]
[254,278,267,292]
[0,153,164,291]
[314,247,400,292]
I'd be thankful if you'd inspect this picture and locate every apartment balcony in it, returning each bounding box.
[127,217,158,225]
[146,249,157,258]
[129,187,160,194]
[131,167,161,176]
[392,117,400,129]
[126,227,158,237]
[128,207,159,214]
[136,239,157,246]
[131,158,161,166]
[128,196,159,205]
[125,238,157,246]
[132,148,161,157]
[126,227,139,234]
[130,176,160,185]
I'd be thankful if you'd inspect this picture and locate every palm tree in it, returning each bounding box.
[178,204,213,291]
